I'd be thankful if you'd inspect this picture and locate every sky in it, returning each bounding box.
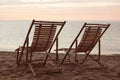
[0,0,120,21]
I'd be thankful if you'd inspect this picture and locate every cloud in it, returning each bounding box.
[0,0,120,5]
[0,0,120,9]
[0,0,120,20]
[0,0,21,5]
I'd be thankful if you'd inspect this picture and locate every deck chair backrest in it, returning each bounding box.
[31,25,56,51]
[76,23,110,52]
[23,20,66,52]
[61,23,110,65]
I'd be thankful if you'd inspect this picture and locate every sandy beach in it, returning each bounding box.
[0,0,120,79]
[0,51,120,80]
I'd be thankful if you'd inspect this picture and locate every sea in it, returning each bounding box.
[0,20,120,55]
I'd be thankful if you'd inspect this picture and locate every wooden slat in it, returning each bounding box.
[35,25,56,28]
[82,38,99,42]
[38,30,56,33]
[31,43,52,51]
[83,34,100,38]
[35,30,56,34]
[82,35,100,39]
[34,33,55,36]
[36,39,53,42]
[76,26,102,52]
[35,28,56,31]
[35,27,56,29]
[35,25,57,27]
[33,35,55,39]
[33,37,54,41]
[33,37,54,40]
[33,38,54,41]
[34,28,56,35]
[34,31,56,35]
[32,41,52,45]
[34,21,64,26]
[30,20,65,52]
[31,24,57,51]
[79,41,94,47]
[81,35,100,41]
[84,28,102,32]
[86,24,109,26]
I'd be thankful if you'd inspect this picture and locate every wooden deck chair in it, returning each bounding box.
[15,19,66,76]
[61,23,110,68]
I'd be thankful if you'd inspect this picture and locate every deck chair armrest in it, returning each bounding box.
[15,46,23,52]
[15,48,19,52]
[15,46,31,52]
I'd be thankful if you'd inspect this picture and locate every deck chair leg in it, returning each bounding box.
[61,52,68,65]
[28,63,36,76]
[29,52,33,62]
[68,53,71,63]
[44,53,56,66]
[98,40,101,61]
[81,52,105,68]
[26,37,29,63]
[75,39,78,62]
[75,52,78,62]
[81,52,90,65]
[26,52,29,63]
[17,52,24,67]
[43,55,48,66]
[16,51,20,65]
[88,55,105,68]
[56,37,59,64]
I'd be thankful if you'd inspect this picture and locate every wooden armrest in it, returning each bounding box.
[15,46,31,52]
[15,46,22,51]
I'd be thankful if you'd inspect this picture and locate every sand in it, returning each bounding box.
[0,51,120,80]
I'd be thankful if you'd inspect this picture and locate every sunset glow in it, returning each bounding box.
[0,0,120,21]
